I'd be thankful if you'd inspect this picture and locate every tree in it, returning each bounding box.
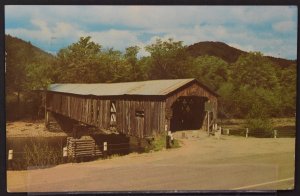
[276,63,296,116]
[24,63,54,119]
[56,36,103,83]
[100,48,131,82]
[232,52,279,90]
[192,55,230,91]
[25,63,54,90]
[145,38,194,79]
[5,35,39,119]
[124,46,143,81]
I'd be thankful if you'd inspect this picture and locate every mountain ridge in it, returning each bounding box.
[5,34,296,68]
[186,41,296,67]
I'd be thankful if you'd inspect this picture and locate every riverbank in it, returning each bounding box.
[6,120,68,137]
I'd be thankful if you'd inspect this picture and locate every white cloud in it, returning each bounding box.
[5,5,298,59]
[272,21,296,32]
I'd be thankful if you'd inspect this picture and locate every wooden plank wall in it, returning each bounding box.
[165,82,218,130]
[46,81,217,138]
[46,92,165,138]
[116,99,165,138]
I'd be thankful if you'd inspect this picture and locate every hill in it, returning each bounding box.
[187,41,296,67]
[5,34,56,119]
[5,34,54,63]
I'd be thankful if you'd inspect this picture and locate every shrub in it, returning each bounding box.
[246,118,273,137]
[246,102,273,137]
[145,132,181,152]
[145,132,166,152]
[24,141,63,169]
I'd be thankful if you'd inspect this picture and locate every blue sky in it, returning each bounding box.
[5,5,298,59]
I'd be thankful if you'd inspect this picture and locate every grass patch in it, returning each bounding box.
[145,133,167,152]
[8,141,66,170]
[24,141,64,169]
[144,132,181,152]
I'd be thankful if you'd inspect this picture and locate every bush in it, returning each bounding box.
[24,141,64,169]
[144,132,181,152]
[145,133,166,152]
[246,118,273,137]
[246,102,273,137]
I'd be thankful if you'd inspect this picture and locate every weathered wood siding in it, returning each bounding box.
[46,93,165,138]
[46,80,217,137]
[165,82,218,130]
[116,98,165,138]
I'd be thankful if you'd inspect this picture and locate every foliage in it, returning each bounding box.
[100,48,131,82]
[246,101,273,137]
[56,36,103,83]
[192,55,230,91]
[124,46,145,81]
[25,63,54,90]
[232,52,279,89]
[5,35,55,120]
[187,41,245,63]
[145,38,194,79]
[5,34,297,121]
[24,141,63,169]
[187,41,296,67]
[145,133,167,152]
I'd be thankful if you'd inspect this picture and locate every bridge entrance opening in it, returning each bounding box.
[170,96,208,132]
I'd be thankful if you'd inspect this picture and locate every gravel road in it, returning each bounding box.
[7,130,295,192]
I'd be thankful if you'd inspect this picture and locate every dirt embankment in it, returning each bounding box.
[6,121,68,138]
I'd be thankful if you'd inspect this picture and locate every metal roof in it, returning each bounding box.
[48,78,217,97]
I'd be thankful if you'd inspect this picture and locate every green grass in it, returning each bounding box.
[145,133,167,152]
[144,132,181,152]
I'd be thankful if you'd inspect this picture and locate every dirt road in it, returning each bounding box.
[7,131,295,192]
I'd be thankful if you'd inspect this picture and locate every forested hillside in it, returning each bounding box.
[5,35,55,119]
[187,41,296,67]
[5,35,296,121]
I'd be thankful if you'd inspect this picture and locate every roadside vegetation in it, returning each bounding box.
[145,133,181,152]
[8,141,65,170]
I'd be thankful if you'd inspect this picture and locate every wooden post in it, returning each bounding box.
[44,90,48,128]
[215,127,221,139]
[63,147,68,157]
[246,128,249,138]
[274,130,277,138]
[207,111,210,135]
[103,142,108,158]
[45,111,49,129]
[166,131,171,148]
[226,129,230,135]
[8,150,13,160]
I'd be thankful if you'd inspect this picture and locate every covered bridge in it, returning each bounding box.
[45,78,218,138]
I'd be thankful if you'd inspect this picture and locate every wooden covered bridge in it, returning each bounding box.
[45,78,218,139]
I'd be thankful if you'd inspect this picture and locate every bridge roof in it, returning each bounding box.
[48,78,218,97]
